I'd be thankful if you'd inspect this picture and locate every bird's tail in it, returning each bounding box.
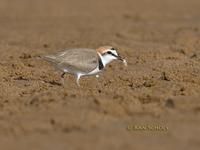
[37,54,58,63]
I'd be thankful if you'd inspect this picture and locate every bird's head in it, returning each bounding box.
[96,46,126,67]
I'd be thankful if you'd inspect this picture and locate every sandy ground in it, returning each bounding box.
[0,0,200,149]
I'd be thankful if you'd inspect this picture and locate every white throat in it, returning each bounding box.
[97,52,115,67]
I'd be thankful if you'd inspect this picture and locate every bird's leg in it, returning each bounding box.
[76,74,81,87]
[61,72,65,86]
[61,72,65,78]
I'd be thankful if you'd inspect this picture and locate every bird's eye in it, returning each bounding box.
[107,51,112,54]
[111,48,115,50]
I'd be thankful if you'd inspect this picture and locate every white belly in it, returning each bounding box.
[64,66,101,77]
[86,67,101,76]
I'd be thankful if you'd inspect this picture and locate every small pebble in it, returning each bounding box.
[123,59,127,66]
[165,99,175,108]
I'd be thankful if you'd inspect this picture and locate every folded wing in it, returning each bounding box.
[41,48,99,73]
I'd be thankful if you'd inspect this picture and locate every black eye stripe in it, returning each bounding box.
[107,51,117,57]
[107,51,112,54]
[102,51,117,57]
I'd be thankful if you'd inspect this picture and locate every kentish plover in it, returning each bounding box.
[41,46,127,86]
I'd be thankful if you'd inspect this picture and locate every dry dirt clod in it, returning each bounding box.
[19,53,32,59]
[13,76,29,81]
[160,72,170,81]
[190,53,197,59]
[43,44,49,48]
[165,99,175,108]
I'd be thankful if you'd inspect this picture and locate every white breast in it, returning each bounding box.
[87,66,101,76]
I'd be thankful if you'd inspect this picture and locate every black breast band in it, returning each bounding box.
[98,57,104,70]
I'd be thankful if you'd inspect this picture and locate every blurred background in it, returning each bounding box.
[0,0,200,150]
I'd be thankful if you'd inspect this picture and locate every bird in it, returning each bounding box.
[40,46,127,86]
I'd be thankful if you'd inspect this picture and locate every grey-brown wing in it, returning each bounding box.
[43,48,98,73]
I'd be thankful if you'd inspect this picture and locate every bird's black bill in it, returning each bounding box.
[105,51,124,61]
[111,53,124,61]
[117,55,124,61]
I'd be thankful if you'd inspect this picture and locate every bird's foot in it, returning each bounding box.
[76,74,81,87]
[61,72,66,86]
